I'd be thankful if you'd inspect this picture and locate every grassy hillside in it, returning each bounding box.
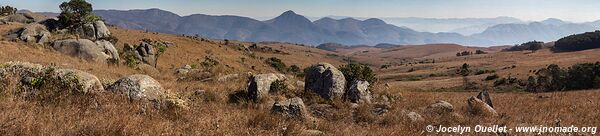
[1,16,599,135]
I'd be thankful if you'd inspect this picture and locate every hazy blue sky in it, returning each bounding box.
[2,0,600,22]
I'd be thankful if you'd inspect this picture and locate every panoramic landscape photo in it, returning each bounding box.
[0,0,599,135]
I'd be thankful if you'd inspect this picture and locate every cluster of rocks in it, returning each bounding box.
[0,61,186,108]
[123,39,174,68]
[4,12,121,64]
[243,62,375,123]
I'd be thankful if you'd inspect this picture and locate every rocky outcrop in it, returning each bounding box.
[2,13,38,23]
[53,39,119,63]
[74,20,112,40]
[271,97,309,120]
[424,100,464,124]
[346,80,371,103]
[467,96,498,117]
[18,23,51,44]
[125,41,158,67]
[107,74,167,101]
[247,73,286,101]
[0,62,103,98]
[304,62,346,100]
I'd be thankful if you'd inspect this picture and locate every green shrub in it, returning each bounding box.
[458,63,470,76]
[503,41,543,52]
[269,80,288,95]
[200,56,219,69]
[265,57,287,73]
[339,63,377,86]
[288,65,303,77]
[485,74,499,80]
[123,54,139,68]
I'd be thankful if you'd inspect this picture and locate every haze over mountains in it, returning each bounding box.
[89,8,600,46]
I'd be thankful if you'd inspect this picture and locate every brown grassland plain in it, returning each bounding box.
[0,22,599,135]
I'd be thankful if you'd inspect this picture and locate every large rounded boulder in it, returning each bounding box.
[304,63,346,100]
[53,39,119,63]
[18,23,51,44]
[107,74,167,101]
[247,73,286,101]
[0,62,103,99]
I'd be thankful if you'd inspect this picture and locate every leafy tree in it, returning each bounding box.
[339,63,377,87]
[265,57,287,73]
[58,0,100,29]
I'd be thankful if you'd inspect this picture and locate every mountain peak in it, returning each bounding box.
[267,10,312,25]
[540,18,567,26]
[363,18,386,25]
[281,10,297,16]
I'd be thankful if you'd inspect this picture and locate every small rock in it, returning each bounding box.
[247,73,286,101]
[346,80,371,103]
[467,96,498,117]
[217,74,239,82]
[107,74,167,101]
[425,100,455,115]
[272,97,309,120]
[301,129,325,136]
[477,90,493,108]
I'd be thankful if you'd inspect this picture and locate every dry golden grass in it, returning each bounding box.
[0,21,599,135]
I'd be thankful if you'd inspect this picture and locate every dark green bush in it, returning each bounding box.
[339,63,377,86]
[503,41,543,52]
[485,74,499,80]
[269,80,288,95]
[526,62,600,92]
[265,57,287,73]
[554,31,600,52]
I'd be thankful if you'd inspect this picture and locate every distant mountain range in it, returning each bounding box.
[84,9,600,46]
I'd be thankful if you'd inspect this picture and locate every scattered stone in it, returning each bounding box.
[467,96,498,117]
[53,39,119,63]
[300,129,325,136]
[346,80,371,103]
[107,74,167,101]
[425,100,455,115]
[176,65,192,75]
[271,97,309,120]
[247,73,286,101]
[477,90,493,108]
[217,74,239,82]
[400,110,425,123]
[304,62,346,100]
